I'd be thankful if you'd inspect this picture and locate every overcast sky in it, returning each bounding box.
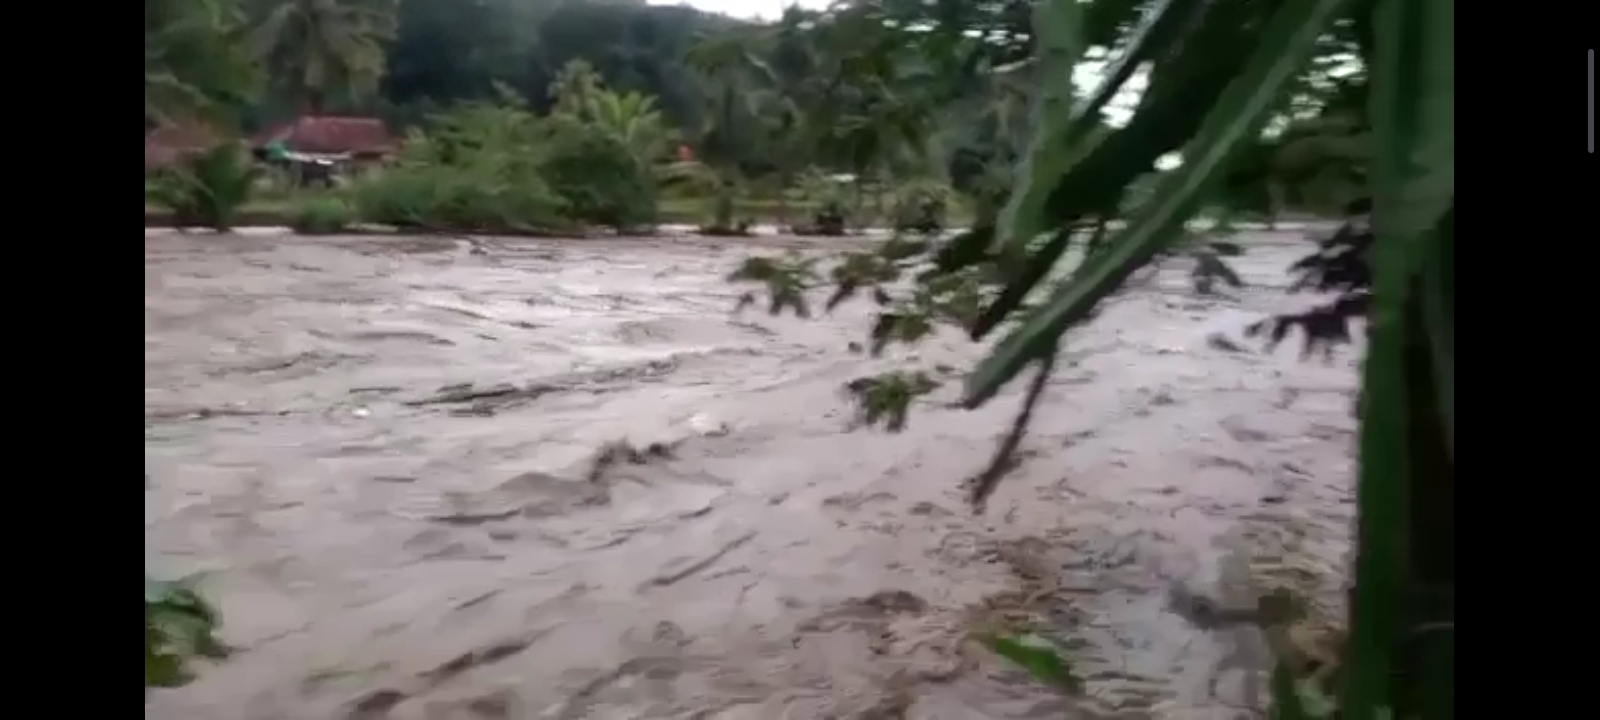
[648,0,827,22]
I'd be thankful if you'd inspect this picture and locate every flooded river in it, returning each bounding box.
[145,231,1358,720]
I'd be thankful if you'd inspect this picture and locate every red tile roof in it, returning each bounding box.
[250,116,395,155]
[145,124,224,169]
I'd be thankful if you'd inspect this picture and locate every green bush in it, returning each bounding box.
[349,97,661,234]
[291,196,353,234]
[793,169,855,235]
[147,143,257,231]
[350,104,569,233]
[146,574,227,689]
[890,178,955,235]
[352,161,568,233]
[540,117,659,229]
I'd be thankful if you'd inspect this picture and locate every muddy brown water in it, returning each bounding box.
[145,231,1358,720]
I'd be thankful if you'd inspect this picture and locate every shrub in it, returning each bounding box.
[890,178,955,235]
[352,160,568,233]
[147,143,257,231]
[145,574,227,689]
[350,104,569,233]
[348,161,435,227]
[539,116,659,230]
[349,93,664,234]
[792,169,855,236]
[291,195,353,234]
[791,204,846,237]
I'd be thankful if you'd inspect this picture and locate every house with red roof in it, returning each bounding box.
[249,116,397,164]
[248,115,397,186]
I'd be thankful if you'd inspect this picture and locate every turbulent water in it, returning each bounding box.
[145,231,1358,720]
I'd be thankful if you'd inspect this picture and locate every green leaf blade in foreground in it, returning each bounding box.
[965,0,1352,407]
[1074,0,1192,130]
[1421,208,1454,457]
[968,0,1285,340]
[1369,0,1454,459]
[989,0,1083,256]
[993,0,1204,261]
[1339,0,1454,714]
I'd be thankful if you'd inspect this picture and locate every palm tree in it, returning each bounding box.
[547,58,606,115]
[247,0,398,114]
[547,59,678,166]
[753,89,805,223]
[584,91,678,166]
[797,9,940,224]
[756,5,823,223]
[683,31,773,230]
[145,0,258,125]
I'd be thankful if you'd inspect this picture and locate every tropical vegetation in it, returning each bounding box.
[145,2,1451,719]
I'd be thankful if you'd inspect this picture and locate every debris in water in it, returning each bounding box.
[1207,331,1251,353]
[640,530,756,589]
[344,688,406,719]
[586,439,678,483]
[405,381,558,416]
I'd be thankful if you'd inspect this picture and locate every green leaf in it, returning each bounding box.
[985,634,1082,694]
[1339,0,1454,715]
[1419,208,1453,458]
[1269,660,1314,720]
[1367,0,1454,461]
[993,0,1200,260]
[965,0,1353,406]
[968,0,1287,339]
[990,0,1085,255]
[146,573,226,688]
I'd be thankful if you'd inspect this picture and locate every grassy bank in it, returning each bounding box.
[145,194,978,230]
[144,201,809,229]
[144,141,976,234]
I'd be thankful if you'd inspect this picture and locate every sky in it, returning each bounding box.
[649,0,827,22]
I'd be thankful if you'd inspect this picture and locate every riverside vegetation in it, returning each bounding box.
[146,0,1451,718]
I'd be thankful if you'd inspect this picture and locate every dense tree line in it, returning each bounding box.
[148,0,1046,232]
[377,0,741,130]
[169,0,747,134]
[147,0,1368,221]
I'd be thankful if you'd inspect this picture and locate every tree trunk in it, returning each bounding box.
[1395,230,1453,720]
[868,168,886,225]
[776,170,791,226]
[1266,181,1284,229]
[714,177,736,230]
